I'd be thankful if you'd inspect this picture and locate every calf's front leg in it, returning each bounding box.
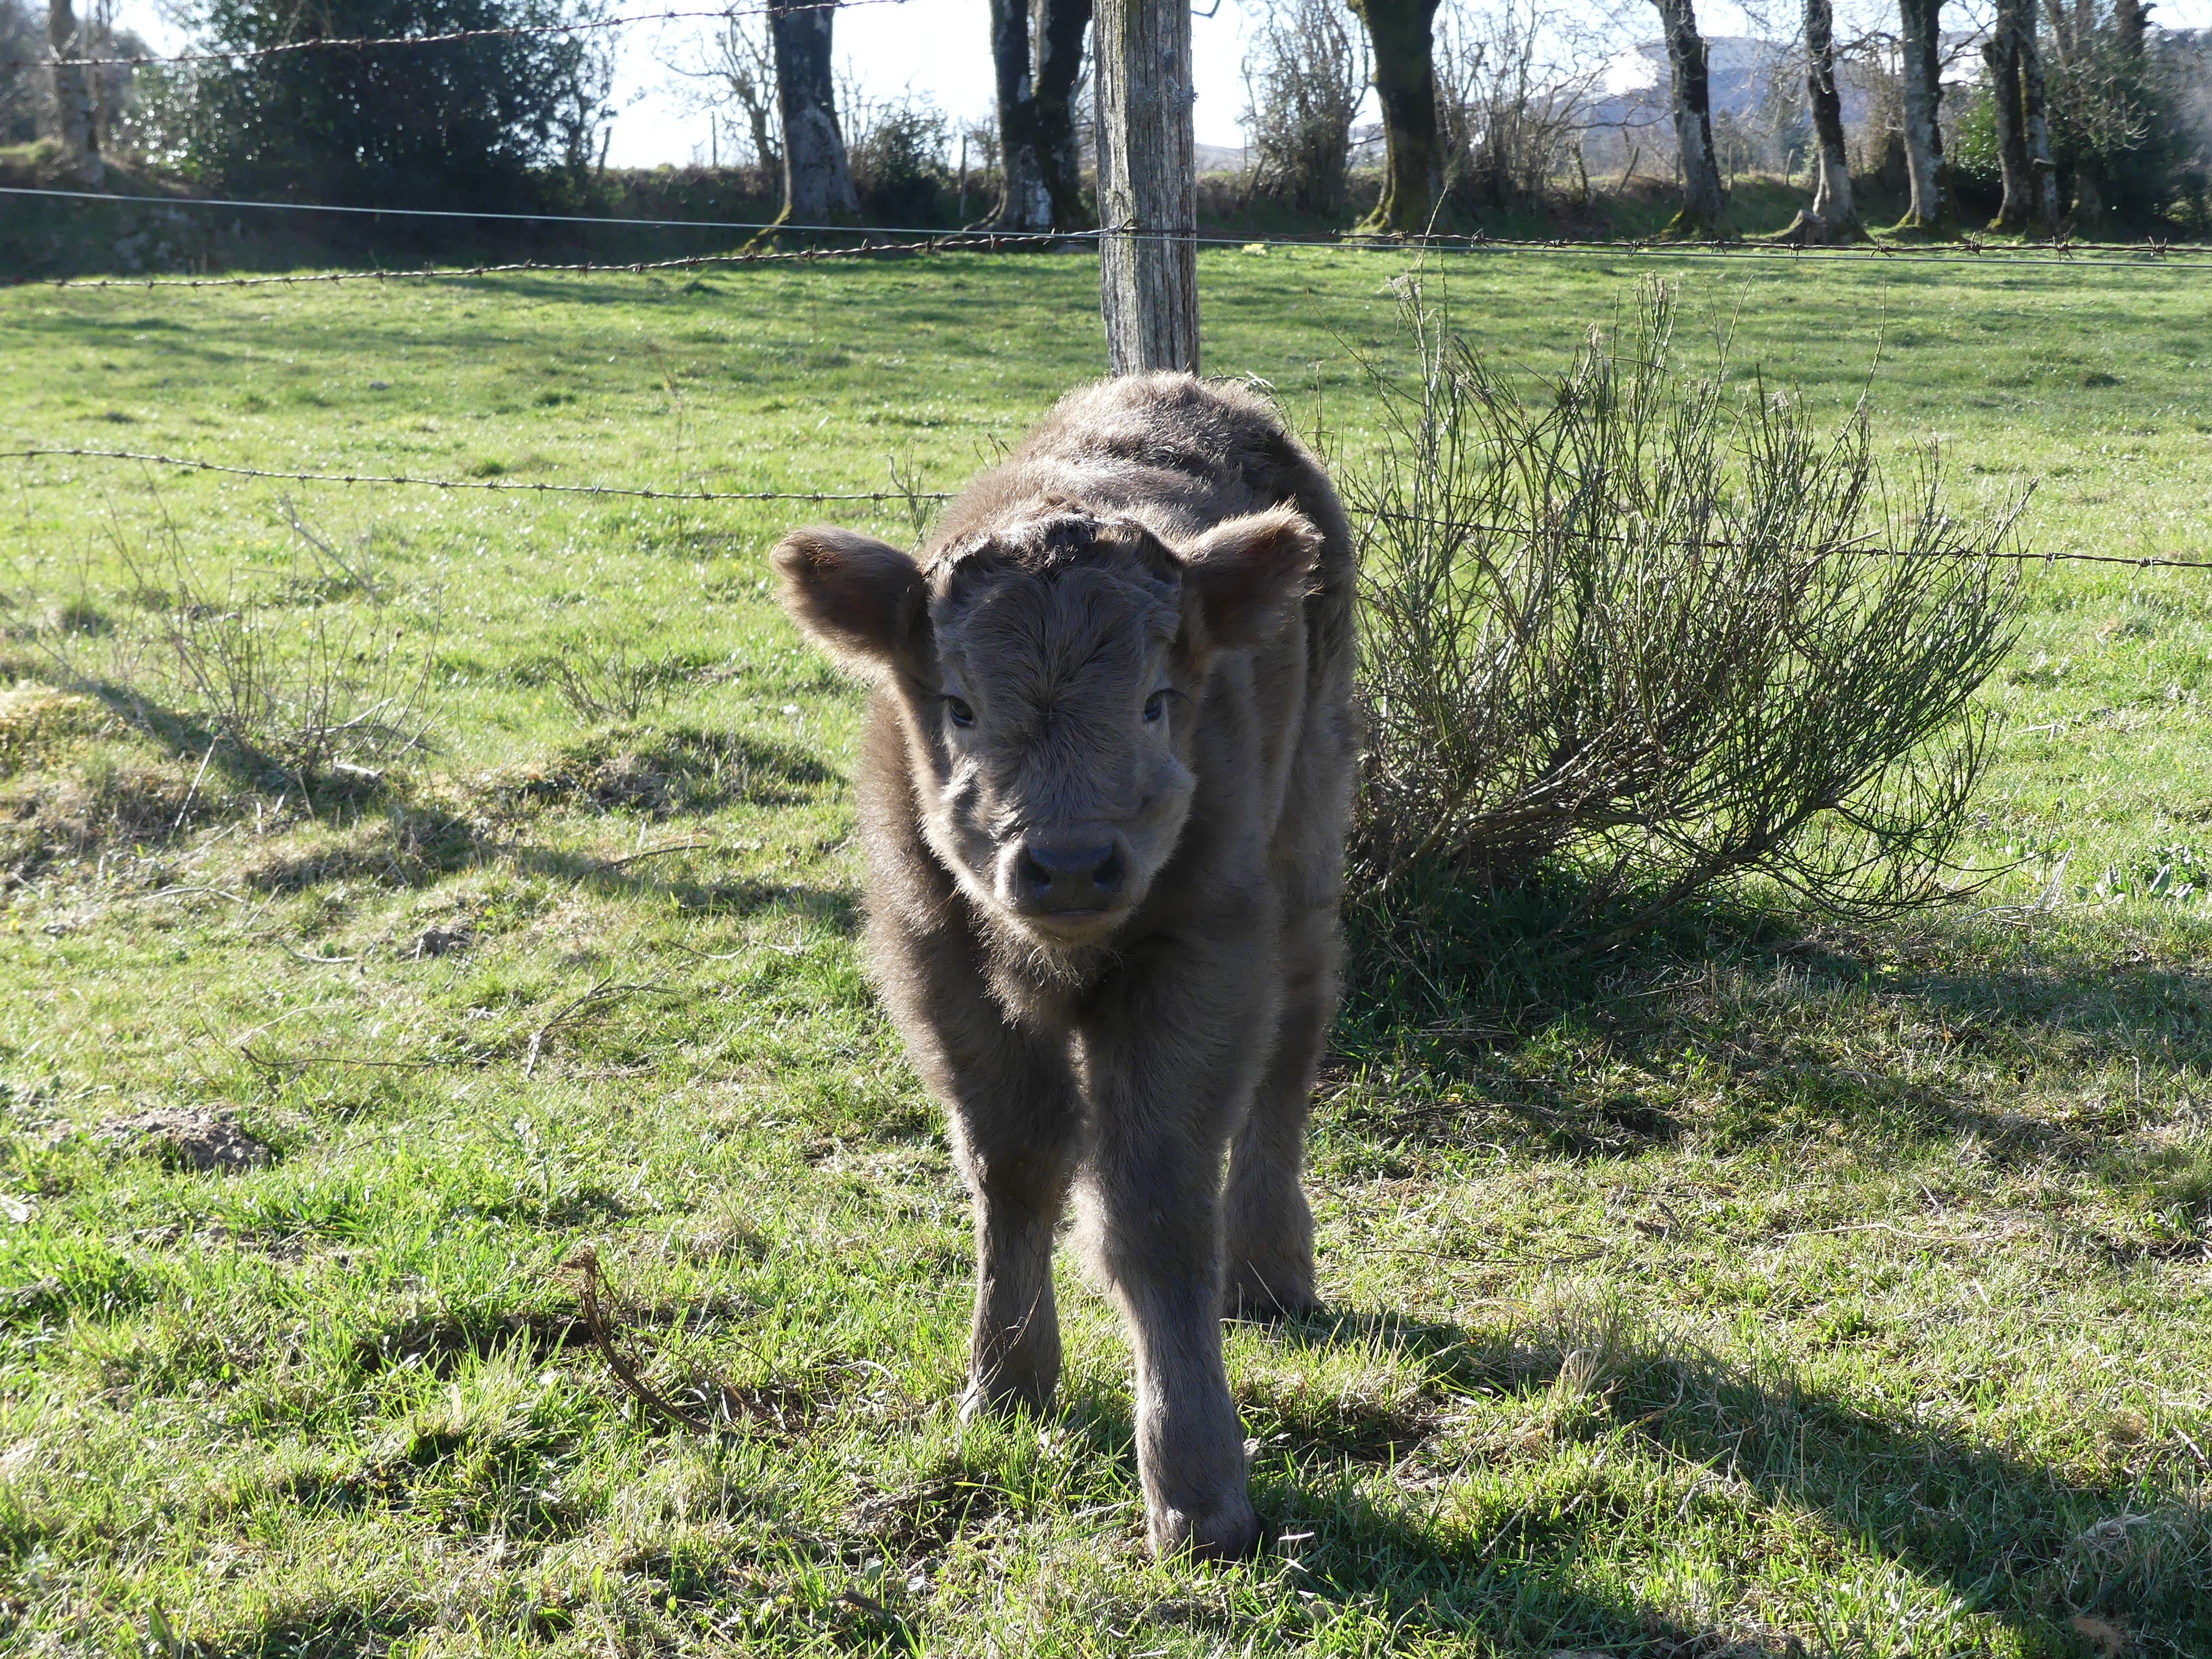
[877,922,1080,1420]
[952,1054,1080,1419]
[1079,943,1277,1558]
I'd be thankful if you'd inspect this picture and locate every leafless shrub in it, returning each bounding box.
[838,85,957,222]
[1242,0,1368,215]
[44,506,436,790]
[540,640,676,726]
[1435,0,1610,213]
[663,11,779,178]
[1345,279,2024,954]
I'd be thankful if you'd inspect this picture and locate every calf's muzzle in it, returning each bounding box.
[1008,832,1129,916]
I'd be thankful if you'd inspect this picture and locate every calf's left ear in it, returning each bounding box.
[1178,506,1323,649]
[771,527,926,673]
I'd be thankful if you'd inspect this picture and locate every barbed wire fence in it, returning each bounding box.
[11,184,2212,286]
[0,447,954,504]
[5,0,2209,570]
[9,446,2210,574]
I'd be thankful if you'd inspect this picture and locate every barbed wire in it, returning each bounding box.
[8,184,2207,281]
[1,184,993,236]
[24,231,1059,289]
[1364,509,2212,572]
[11,446,2207,570]
[1,447,955,502]
[11,0,907,72]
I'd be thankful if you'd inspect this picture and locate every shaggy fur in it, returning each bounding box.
[772,373,1357,1557]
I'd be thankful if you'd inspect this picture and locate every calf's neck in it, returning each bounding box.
[772,372,1357,1557]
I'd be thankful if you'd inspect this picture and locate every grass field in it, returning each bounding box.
[2,245,2211,1656]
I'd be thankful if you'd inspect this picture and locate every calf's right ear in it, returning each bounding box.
[771,527,926,672]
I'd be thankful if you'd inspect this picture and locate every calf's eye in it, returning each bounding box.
[1143,691,1167,724]
[945,697,975,729]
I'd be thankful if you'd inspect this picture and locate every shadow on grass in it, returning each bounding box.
[1338,872,2212,1167]
[1237,1305,2207,1656]
[514,844,860,930]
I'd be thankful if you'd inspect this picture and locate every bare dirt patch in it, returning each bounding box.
[96,1107,270,1173]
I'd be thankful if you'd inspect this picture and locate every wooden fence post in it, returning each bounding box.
[1094,0,1200,374]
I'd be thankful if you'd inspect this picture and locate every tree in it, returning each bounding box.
[1984,0,2057,233]
[3,0,49,148]
[2112,0,2149,54]
[769,0,859,222]
[1347,0,1441,234]
[1780,0,1860,241]
[1243,0,1365,218]
[666,12,779,177]
[47,0,101,184]
[1434,0,1605,216]
[986,0,1092,230]
[2043,0,2146,231]
[1894,0,1953,230]
[1652,0,1727,236]
[2017,10,2059,232]
[191,0,613,210]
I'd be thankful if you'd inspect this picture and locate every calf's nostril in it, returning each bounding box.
[1017,848,1054,900]
[1019,839,1124,908]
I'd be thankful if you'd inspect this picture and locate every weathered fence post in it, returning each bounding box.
[1094,0,1200,374]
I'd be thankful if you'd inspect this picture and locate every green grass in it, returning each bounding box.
[0,247,2209,1656]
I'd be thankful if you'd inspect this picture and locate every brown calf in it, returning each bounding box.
[771,372,1357,1556]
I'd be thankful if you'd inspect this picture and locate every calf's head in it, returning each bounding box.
[772,506,1319,944]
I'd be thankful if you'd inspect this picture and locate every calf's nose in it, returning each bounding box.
[1015,836,1126,912]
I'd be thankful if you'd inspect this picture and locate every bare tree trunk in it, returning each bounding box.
[1036,0,1092,230]
[1096,0,1198,372]
[1653,0,1728,236]
[2114,0,2148,56]
[769,0,858,224]
[1779,0,1859,241]
[1894,0,1952,231]
[2020,10,2059,235]
[989,0,1092,230]
[2071,158,2105,231]
[1349,0,1441,234]
[1986,0,2031,230]
[989,0,1053,228]
[47,0,101,187]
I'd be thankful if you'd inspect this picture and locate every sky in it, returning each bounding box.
[115,0,2212,170]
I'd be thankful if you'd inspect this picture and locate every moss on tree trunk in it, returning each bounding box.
[1777,0,1861,243]
[1654,0,1729,238]
[1892,0,1954,234]
[769,0,859,225]
[1348,0,1441,234]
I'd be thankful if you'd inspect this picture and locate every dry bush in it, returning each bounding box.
[1435,0,1610,213]
[1344,280,2024,954]
[1242,0,1368,216]
[539,640,676,726]
[47,508,437,791]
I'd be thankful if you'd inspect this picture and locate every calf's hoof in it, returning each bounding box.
[1147,1488,1261,1560]
[957,1370,1054,1425]
[1224,1263,1319,1323]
